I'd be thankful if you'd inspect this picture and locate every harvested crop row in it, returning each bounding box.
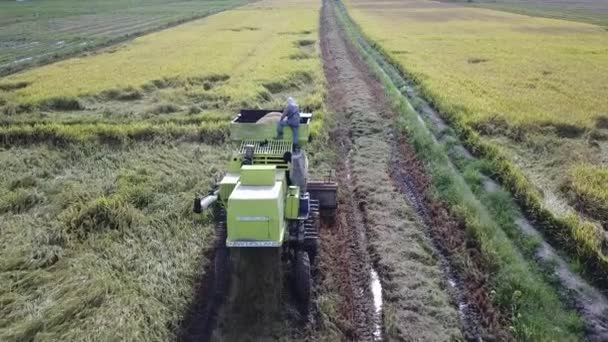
[320,1,463,340]
[0,142,228,341]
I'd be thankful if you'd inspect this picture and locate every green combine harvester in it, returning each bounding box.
[194,109,337,316]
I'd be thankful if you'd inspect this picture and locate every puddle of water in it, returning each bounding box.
[447,276,472,326]
[370,268,383,340]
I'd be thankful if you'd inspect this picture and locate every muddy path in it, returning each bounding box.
[319,0,482,339]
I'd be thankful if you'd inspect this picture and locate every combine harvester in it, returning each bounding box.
[194,109,337,316]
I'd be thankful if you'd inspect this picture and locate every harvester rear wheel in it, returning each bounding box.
[294,250,312,317]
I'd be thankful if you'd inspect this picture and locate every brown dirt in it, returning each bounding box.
[319,0,465,340]
[390,135,510,340]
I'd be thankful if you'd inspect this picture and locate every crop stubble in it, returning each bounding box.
[319,1,465,340]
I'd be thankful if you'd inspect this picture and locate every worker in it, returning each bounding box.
[276,97,301,148]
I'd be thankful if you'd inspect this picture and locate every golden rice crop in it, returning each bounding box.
[0,0,325,113]
[566,164,608,225]
[344,0,608,130]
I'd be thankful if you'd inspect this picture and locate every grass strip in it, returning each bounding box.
[333,1,585,339]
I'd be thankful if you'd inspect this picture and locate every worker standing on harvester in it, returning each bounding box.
[276,97,300,149]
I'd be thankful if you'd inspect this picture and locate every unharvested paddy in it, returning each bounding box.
[345,0,608,265]
[442,0,608,27]
[0,0,250,75]
[0,142,227,341]
[347,0,608,129]
[0,1,324,116]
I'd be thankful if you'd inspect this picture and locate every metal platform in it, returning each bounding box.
[239,140,292,155]
[239,140,292,169]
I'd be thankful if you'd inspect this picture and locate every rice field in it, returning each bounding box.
[4,0,608,339]
[333,0,608,339]
[0,142,225,341]
[441,0,608,27]
[344,0,608,253]
[0,4,323,103]
[347,0,608,130]
[0,0,250,75]
[0,0,327,340]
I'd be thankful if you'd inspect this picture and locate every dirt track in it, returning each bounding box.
[318,0,468,339]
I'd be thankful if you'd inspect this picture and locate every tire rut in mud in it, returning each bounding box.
[390,135,508,340]
[319,1,465,340]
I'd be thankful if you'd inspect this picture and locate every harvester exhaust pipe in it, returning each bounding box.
[194,190,219,213]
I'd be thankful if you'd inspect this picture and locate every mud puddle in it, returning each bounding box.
[369,268,383,341]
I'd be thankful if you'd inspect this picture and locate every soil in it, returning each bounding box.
[318,0,478,340]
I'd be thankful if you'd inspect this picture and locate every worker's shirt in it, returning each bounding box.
[282,103,301,126]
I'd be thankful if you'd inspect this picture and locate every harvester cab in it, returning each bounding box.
[193,109,337,316]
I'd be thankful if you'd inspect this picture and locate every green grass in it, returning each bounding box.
[0,0,250,75]
[333,1,584,339]
[0,141,229,341]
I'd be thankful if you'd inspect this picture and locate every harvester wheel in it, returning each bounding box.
[294,250,312,317]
